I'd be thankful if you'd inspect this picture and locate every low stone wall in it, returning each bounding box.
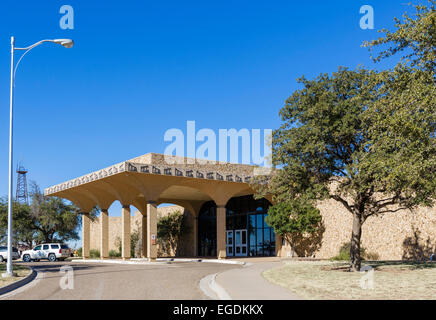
[280,199,436,260]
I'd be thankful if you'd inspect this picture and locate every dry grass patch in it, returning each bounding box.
[262,260,436,300]
[0,264,32,288]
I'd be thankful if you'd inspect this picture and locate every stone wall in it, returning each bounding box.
[90,200,436,261]
[280,199,436,260]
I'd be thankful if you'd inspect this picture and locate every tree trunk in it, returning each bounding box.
[349,213,362,272]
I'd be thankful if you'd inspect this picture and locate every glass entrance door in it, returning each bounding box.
[234,229,247,257]
[226,230,233,256]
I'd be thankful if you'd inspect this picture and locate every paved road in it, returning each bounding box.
[3,261,241,300]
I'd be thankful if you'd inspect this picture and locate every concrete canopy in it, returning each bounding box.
[45,153,278,261]
[44,153,259,212]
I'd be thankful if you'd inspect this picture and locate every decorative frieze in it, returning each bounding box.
[45,154,260,196]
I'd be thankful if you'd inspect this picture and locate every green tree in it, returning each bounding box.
[157,210,187,256]
[257,1,435,272]
[29,182,82,244]
[363,0,435,72]
[0,198,36,247]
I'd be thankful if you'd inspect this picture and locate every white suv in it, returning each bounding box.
[22,243,71,262]
[0,246,20,262]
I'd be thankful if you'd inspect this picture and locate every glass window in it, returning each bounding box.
[34,245,41,251]
[235,231,241,245]
[256,229,263,246]
[249,215,256,229]
[61,244,69,249]
[256,214,263,229]
[250,246,256,257]
[51,244,59,249]
[263,214,269,228]
[43,245,49,250]
[264,228,271,246]
[257,246,263,256]
[249,230,256,246]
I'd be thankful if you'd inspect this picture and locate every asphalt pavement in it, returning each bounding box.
[2,260,241,300]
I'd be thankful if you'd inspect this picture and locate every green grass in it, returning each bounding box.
[263,260,436,300]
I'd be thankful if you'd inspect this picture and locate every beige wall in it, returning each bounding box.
[90,205,188,255]
[280,199,436,260]
[90,200,436,261]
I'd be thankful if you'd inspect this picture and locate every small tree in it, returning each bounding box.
[157,210,187,256]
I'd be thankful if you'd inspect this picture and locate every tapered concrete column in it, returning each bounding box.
[216,205,226,259]
[276,234,282,257]
[121,205,131,260]
[82,213,90,259]
[193,216,198,256]
[147,201,158,262]
[141,213,147,258]
[100,209,109,259]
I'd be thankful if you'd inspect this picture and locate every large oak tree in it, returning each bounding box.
[255,1,435,271]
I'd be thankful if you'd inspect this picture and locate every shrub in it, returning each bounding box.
[109,249,121,258]
[76,247,82,257]
[331,242,366,261]
[90,249,100,258]
[330,242,380,261]
[364,251,380,261]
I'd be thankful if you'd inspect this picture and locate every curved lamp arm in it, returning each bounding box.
[13,39,74,83]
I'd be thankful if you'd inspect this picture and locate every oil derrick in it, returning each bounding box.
[16,165,29,204]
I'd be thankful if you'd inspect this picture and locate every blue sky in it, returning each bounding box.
[0,1,413,246]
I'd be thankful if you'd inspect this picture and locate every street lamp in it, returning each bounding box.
[2,37,74,278]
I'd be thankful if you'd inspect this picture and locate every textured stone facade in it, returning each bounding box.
[280,199,436,260]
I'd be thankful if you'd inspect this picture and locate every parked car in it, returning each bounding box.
[21,243,71,262]
[0,246,20,262]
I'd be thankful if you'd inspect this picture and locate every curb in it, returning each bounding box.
[199,273,232,300]
[74,258,245,266]
[0,267,36,296]
[156,258,245,265]
[73,259,169,265]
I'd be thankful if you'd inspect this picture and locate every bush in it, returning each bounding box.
[364,251,380,261]
[76,247,82,257]
[90,249,100,258]
[330,242,380,261]
[109,249,121,258]
[331,242,366,261]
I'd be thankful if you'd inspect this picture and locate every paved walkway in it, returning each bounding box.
[214,260,301,300]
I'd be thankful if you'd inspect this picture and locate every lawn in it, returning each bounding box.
[0,264,32,288]
[262,260,436,300]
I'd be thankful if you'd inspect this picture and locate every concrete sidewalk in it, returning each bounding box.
[214,260,301,300]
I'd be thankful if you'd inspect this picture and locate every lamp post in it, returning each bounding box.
[2,37,74,278]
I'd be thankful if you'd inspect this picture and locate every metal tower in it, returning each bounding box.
[16,165,29,204]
